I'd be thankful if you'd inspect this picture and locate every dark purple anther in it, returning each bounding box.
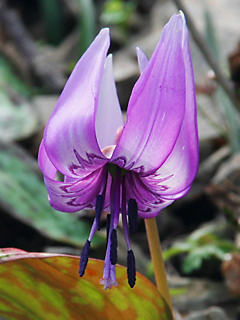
[95,194,104,230]
[79,240,91,277]
[110,229,117,265]
[106,214,111,240]
[127,249,136,288]
[128,199,138,233]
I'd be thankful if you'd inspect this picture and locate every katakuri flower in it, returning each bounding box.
[38,12,198,289]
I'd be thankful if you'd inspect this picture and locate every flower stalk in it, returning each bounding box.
[144,217,173,315]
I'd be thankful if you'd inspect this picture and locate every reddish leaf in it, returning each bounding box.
[0,248,172,319]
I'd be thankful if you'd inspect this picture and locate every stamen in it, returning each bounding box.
[122,214,130,250]
[127,249,136,288]
[128,199,138,233]
[121,176,130,250]
[95,194,104,230]
[106,214,111,241]
[79,217,98,277]
[110,229,117,265]
[79,240,90,276]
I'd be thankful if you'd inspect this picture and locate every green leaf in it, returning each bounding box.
[163,222,239,274]
[0,248,172,320]
[0,142,104,247]
[182,245,226,274]
[163,242,193,261]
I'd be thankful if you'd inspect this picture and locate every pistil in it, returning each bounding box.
[101,167,121,288]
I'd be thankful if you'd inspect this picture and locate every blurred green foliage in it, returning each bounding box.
[100,0,136,34]
[0,56,32,97]
[76,0,96,54]
[163,224,238,274]
[38,0,65,45]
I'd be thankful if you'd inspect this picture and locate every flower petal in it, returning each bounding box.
[161,186,191,200]
[112,14,186,174]
[38,141,106,212]
[136,47,148,73]
[125,173,174,218]
[43,29,110,178]
[144,12,199,195]
[95,54,123,150]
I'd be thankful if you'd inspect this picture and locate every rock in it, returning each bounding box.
[170,276,238,316]
[222,254,240,296]
[184,307,229,320]
[206,153,240,225]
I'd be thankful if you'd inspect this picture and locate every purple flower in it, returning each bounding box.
[38,12,198,289]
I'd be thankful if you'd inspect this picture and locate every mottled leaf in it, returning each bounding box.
[0,92,38,142]
[0,143,104,247]
[0,248,172,320]
[0,56,38,142]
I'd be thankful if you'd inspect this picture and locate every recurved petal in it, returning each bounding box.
[111,14,186,174]
[144,12,199,195]
[45,173,103,213]
[38,140,105,212]
[136,47,148,73]
[43,29,110,178]
[95,54,123,151]
[160,186,191,200]
[125,173,174,218]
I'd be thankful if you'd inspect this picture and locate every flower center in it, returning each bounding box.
[100,125,123,159]
[79,164,137,289]
[101,145,116,159]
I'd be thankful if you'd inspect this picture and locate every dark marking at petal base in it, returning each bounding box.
[67,198,80,207]
[128,199,138,233]
[95,195,104,231]
[60,185,71,193]
[69,163,82,175]
[127,249,136,288]
[79,240,90,277]
[110,229,118,265]
[74,149,105,168]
